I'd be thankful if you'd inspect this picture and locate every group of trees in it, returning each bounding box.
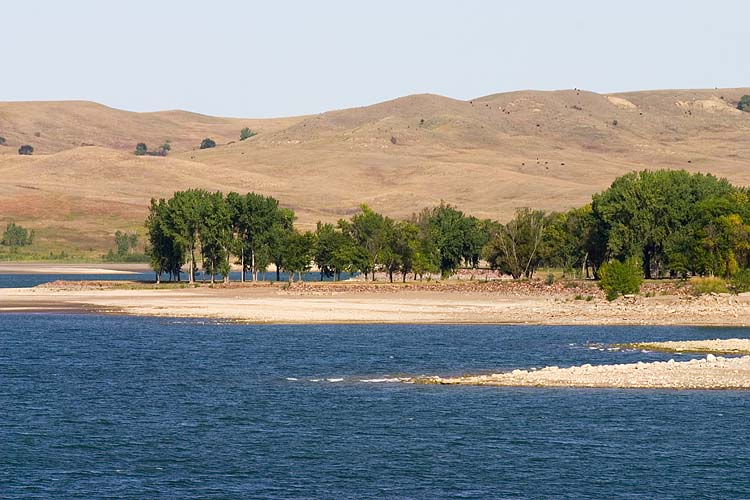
[539,170,750,280]
[104,231,143,262]
[135,141,171,157]
[144,170,750,286]
[145,192,490,284]
[1,222,33,248]
[133,128,258,156]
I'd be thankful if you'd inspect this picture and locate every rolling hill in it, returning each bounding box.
[1,88,749,257]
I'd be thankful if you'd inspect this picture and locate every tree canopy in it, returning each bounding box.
[143,169,750,284]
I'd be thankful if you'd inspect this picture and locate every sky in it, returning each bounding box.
[3,0,749,117]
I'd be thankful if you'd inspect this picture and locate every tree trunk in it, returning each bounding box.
[643,250,652,280]
[189,245,196,283]
[276,266,281,282]
[389,269,393,283]
[155,272,160,284]
[241,251,245,283]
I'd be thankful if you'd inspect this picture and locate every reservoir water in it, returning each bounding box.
[0,271,354,288]
[2,314,749,499]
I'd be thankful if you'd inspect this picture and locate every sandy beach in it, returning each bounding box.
[2,279,750,326]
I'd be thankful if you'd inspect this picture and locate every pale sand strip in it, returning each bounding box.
[2,284,750,325]
[410,355,750,390]
[0,263,146,274]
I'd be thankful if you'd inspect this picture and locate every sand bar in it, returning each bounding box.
[626,339,750,355]
[0,263,148,274]
[410,355,750,390]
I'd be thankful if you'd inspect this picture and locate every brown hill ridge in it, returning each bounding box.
[1,88,749,255]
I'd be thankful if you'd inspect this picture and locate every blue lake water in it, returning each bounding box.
[2,315,750,499]
[0,271,354,288]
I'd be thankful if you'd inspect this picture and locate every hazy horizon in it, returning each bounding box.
[2,0,748,118]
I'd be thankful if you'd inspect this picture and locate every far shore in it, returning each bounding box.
[0,262,150,274]
[2,278,750,327]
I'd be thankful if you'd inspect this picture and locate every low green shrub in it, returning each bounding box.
[598,259,643,301]
[689,276,728,295]
[729,269,750,294]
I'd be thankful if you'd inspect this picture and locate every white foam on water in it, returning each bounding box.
[326,378,344,382]
[360,378,403,383]
[285,377,298,381]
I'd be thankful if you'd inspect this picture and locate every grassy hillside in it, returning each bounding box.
[1,88,749,258]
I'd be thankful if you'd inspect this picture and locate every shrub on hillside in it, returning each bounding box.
[689,276,728,296]
[2,222,33,247]
[738,95,750,112]
[240,127,257,141]
[729,269,750,294]
[0,136,6,146]
[598,259,643,301]
[200,138,216,149]
[18,144,33,155]
[134,143,148,156]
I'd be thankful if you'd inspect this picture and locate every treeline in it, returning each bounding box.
[145,170,750,285]
[145,190,489,283]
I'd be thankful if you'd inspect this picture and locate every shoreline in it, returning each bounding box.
[2,279,750,326]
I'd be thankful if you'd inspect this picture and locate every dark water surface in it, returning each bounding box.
[0,271,353,288]
[2,315,749,499]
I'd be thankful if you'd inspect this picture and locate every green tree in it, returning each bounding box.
[265,207,296,281]
[165,189,209,283]
[156,140,171,156]
[484,208,547,279]
[200,138,217,149]
[592,170,733,278]
[134,143,148,156]
[339,204,388,280]
[738,95,750,112]
[314,222,353,280]
[199,192,232,283]
[240,127,257,141]
[284,231,314,281]
[1,222,33,248]
[145,198,185,282]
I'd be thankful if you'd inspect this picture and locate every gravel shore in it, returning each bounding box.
[411,355,750,390]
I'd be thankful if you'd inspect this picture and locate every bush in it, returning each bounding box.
[18,144,34,155]
[729,269,750,294]
[738,95,750,112]
[1,222,33,247]
[240,127,257,141]
[598,259,643,301]
[0,136,6,145]
[545,272,555,285]
[689,276,728,296]
[200,138,216,149]
[134,143,148,156]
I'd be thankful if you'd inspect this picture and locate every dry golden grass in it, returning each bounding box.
[1,88,750,255]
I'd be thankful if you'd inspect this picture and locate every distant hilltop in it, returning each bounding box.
[0,87,749,254]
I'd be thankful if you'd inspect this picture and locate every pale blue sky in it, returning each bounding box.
[3,0,748,117]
